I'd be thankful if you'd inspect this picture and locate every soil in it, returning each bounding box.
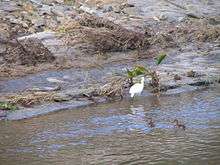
[0,0,219,120]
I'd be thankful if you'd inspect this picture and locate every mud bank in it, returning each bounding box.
[0,0,220,120]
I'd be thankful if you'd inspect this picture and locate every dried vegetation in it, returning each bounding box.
[6,91,56,107]
[3,38,55,66]
[98,76,128,98]
[59,14,149,54]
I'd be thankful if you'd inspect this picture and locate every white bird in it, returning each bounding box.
[129,77,145,98]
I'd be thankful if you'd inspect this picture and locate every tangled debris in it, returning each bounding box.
[60,14,149,54]
[6,91,56,107]
[98,76,128,98]
[2,38,55,66]
[194,25,220,42]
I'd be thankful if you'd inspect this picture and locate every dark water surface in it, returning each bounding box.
[0,87,220,165]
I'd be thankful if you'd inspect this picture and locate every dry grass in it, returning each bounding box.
[59,14,149,54]
[148,71,160,93]
[3,38,55,66]
[194,25,220,42]
[6,91,56,107]
[98,76,128,98]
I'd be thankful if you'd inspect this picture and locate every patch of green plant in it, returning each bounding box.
[0,101,17,111]
[127,65,149,78]
[126,52,167,92]
[127,52,167,79]
[156,52,167,65]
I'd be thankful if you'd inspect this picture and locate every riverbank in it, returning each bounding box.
[0,0,219,120]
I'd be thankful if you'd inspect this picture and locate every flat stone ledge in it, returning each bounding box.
[5,100,93,121]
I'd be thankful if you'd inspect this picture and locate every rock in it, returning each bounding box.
[174,74,182,80]
[61,87,97,98]
[102,5,113,13]
[0,44,6,54]
[6,100,93,120]
[120,3,135,9]
[186,12,201,19]
[53,93,72,102]
[0,2,20,12]
[0,110,7,118]
[42,0,62,5]
[79,5,98,15]
[9,17,29,28]
[0,56,4,65]
[27,86,61,92]
[29,0,43,6]
[186,70,197,77]
[122,7,138,16]
[159,14,167,21]
[208,17,220,25]
[51,8,65,17]
[18,31,56,40]
[54,0,64,3]
[32,18,46,28]
[46,77,66,83]
[113,5,121,13]
[39,5,52,15]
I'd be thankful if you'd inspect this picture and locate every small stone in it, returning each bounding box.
[39,6,52,16]
[46,77,65,83]
[0,110,7,117]
[32,18,46,27]
[186,70,197,77]
[51,8,65,17]
[159,14,167,21]
[113,5,121,13]
[0,44,7,54]
[54,0,64,3]
[174,74,182,80]
[53,93,72,102]
[122,7,138,16]
[28,86,61,92]
[120,3,135,9]
[0,2,20,12]
[102,5,113,13]
[186,12,201,19]
[208,17,220,25]
[79,5,97,15]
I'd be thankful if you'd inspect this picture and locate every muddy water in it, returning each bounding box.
[0,87,220,165]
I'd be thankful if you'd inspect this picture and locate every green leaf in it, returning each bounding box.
[156,53,167,65]
[126,68,134,78]
[0,102,17,111]
[134,66,147,76]
[127,66,149,78]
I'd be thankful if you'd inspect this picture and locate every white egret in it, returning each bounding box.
[129,77,145,98]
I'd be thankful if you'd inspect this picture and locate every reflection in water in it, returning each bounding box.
[129,105,149,132]
[0,87,220,165]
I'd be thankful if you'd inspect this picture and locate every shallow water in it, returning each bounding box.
[0,87,220,165]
